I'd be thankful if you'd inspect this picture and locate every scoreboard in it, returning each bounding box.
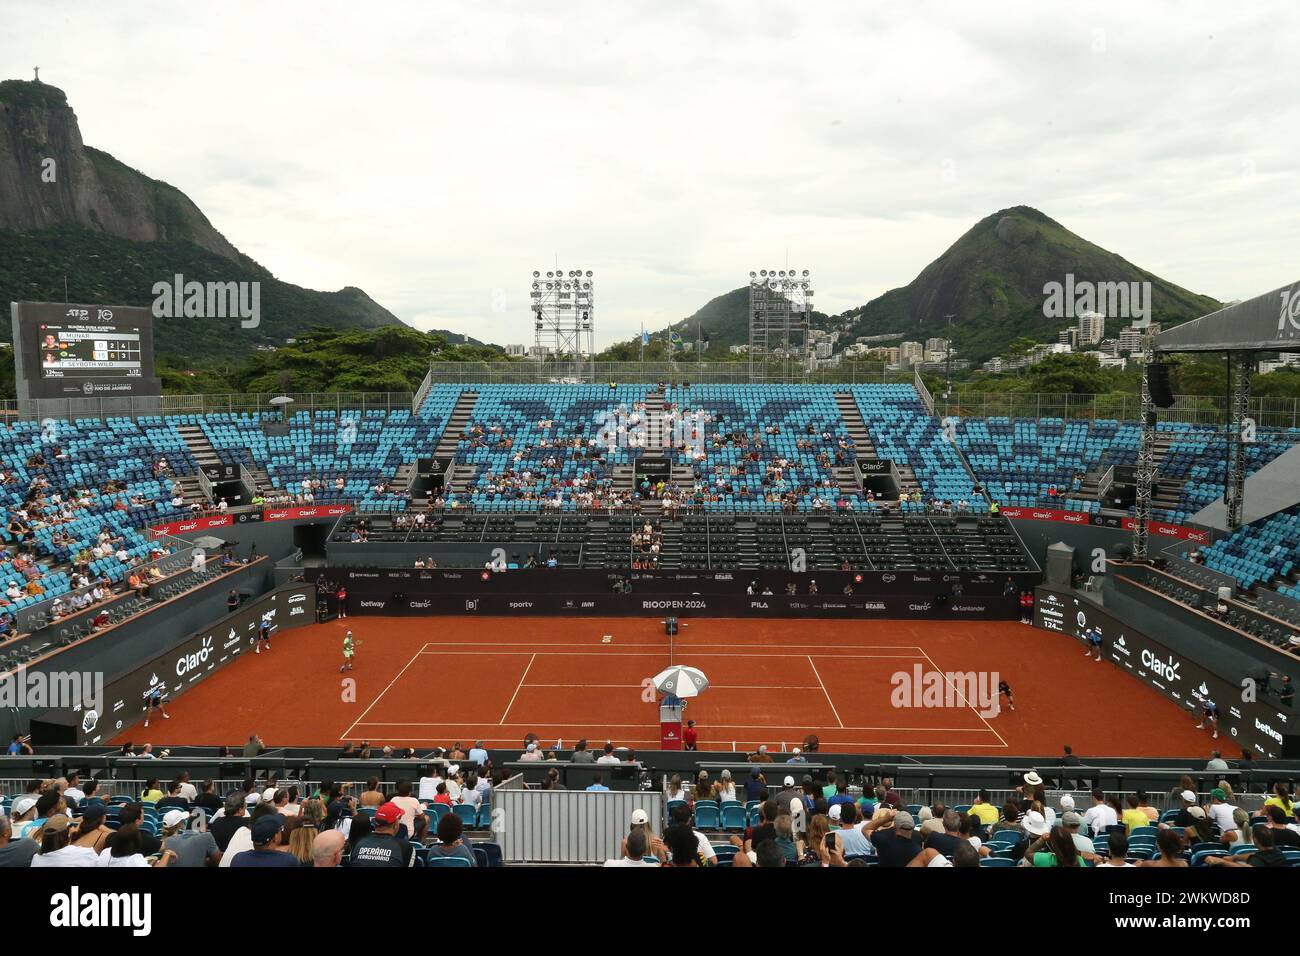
[11,301,162,401]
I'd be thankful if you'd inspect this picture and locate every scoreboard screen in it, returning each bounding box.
[11,301,162,400]
[38,315,145,380]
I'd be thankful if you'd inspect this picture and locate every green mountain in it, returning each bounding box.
[0,79,445,360]
[0,226,405,359]
[842,206,1222,363]
[647,206,1220,364]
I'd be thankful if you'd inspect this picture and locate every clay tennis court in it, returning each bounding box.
[111,616,1216,756]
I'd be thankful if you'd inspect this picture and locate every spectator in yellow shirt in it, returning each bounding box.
[1121,794,1150,834]
[967,789,1000,827]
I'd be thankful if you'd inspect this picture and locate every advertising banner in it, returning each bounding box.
[49,584,315,745]
[1034,587,1292,757]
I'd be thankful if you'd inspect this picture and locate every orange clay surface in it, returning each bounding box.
[112,615,1216,757]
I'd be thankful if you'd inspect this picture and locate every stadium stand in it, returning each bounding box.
[1201,507,1300,594]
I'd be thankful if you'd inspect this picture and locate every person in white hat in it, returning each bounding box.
[8,795,41,839]
[160,809,221,867]
[787,747,807,764]
[1022,809,1050,838]
[616,807,664,864]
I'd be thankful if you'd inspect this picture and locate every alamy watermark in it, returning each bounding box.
[890,664,1000,718]
[151,274,260,328]
[1043,273,1151,328]
[0,667,104,718]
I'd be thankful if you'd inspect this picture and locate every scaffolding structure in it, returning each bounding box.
[531,269,594,361]
[748,269,813,382]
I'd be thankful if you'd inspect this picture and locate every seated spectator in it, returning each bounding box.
[30,815,99,868]
[349,803,412,867]
[229,814,299,867]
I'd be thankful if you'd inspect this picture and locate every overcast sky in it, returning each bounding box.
[8,1,1299,346]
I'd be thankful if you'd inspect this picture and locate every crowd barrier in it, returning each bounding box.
[307,567,1032,620]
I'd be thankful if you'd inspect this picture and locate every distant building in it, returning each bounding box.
[729,344,749,354]
[505,343,527,356]
[925,337,950,355]
[1077,310,1106,347]
[1259,353,1300,374]
[983,356,1005,373]
[899,341,924,366]
[1086,351,1128,369]
[1118,322,1160,353]
[1059,327,1078,348]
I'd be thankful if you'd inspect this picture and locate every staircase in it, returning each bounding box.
[644,387,668,451]
[837,395,899,502]
[176,424,221,505]
[656,519,683,569]
[733,518,761,570]
[434,390,478,498]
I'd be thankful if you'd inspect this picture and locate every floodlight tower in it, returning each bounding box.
[748,268,813,382]
[531,269,595,370]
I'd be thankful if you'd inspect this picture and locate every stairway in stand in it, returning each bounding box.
[431,390,479,501]
[176,424,223,505]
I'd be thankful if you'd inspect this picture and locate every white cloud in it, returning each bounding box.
[8,0,1299,346]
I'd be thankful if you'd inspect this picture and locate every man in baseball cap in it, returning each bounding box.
[1061,811,1094,855]
[228,814,296,867]
[349,802,413,867]
[161,809,221,867]
[7,796,39,839]
[865,808,921,866]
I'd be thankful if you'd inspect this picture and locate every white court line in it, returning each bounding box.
[352,720,995,732]
[807,655,844,728]
[522,683,823,690]
[498,653,536,725]
[414,641,926,649]
[918,648,1009,749]
[341,735,1013,749]
[417,650,924,659]
[340,644,430,739]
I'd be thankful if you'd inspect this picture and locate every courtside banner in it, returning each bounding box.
[1034,587,1292,757]
[148,515,233,538]
[35,583,316,746]
[263,504,353,522]
[309,568,1025,619]
[1002,507,1210,543]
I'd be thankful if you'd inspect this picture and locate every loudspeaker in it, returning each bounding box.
[665,617,678,636]
[1149,362,1175,408]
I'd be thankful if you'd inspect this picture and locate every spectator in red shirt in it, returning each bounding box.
[682,720,698,751]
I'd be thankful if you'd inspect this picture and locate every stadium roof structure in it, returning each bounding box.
[1154,279,1300,353]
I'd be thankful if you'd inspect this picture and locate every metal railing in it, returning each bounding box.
[418,360,899,386]
[2,382,1296,427]
[0,392,417,423]
[9,531,199,638]
[1097,464,1116,499]
[913,368,935,415]
[411,367,434,415]
[936,392,1300,428]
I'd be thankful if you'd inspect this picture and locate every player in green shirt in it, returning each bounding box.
[340,630,359,672]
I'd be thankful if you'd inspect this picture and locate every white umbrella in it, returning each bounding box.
[651,665,709,698]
